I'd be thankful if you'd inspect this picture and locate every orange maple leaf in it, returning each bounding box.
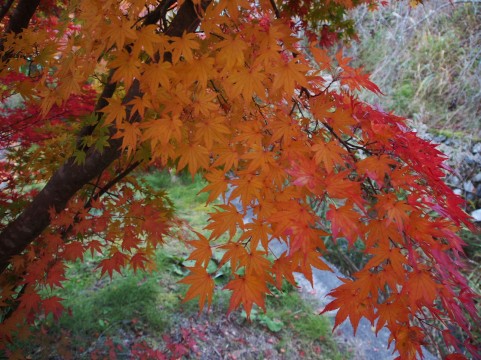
[186,232,212,267]
[205,204,245,240]
[178,265,214,310]
[326,203,361,246]
[224,274,269,317]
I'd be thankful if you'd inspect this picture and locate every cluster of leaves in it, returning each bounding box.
[0,0,479,359]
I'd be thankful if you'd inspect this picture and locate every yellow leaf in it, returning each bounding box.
[176,142,210,177]
[101,97,126,125]
[170,32,200,63]
[110,50,141,89]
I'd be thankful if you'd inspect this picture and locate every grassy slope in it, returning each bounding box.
[346,0,480,138]
[19,170,344,359]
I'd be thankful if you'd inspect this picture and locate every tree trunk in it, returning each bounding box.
[0,0,212,273]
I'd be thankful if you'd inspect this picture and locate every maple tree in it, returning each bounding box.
[0,0,479,358]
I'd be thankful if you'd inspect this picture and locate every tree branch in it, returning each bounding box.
[4,0,39,34]
[0,0,15,24]
[0,0,40,55]
[0,0,212,273]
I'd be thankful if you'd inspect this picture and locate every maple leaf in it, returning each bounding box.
[104,16,137,49]
[356,154,396,186]
[205,204,245,240]
[322,278,376,334]
[271,253,296,289]
[219,241,248,271]
[42,296,65,320]
[186,232,212,267]
[130,252,150,273]
[170,32,200,63]
[271,58,309,94]
[365,243,407,280]
[19,290,42,313]
[326,203,361,246]
[324,171,363,207]
[239,219,272,250]
[390,325,425,360]
[178,265,215,310]
[215,34,247,71]
[312,139,348,172]
[176,142,210,177]
[403,268,439,309]
[142,115,183,148]
[110,50,142,89]
[101,97,126,125]
[45,262,67,289]
[127,95,153,119]
[141,62,175,93]
[98,250,129,278]
[62,242,85,261]
[376,296,409,334]
[132,24,163,58]
[182,56,215,89]
[228,65,267,100]
[376,194,411,231]
[200,169,229,204]
[86,240,103,257]
[240,249,271,276]
[224,274,269,317]
[293,251,331,286]
[195,115,230,149]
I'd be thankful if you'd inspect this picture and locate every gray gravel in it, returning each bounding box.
[268,240,439,360]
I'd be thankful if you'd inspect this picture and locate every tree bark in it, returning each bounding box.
[0,0,16,24]
[0,0,40,55]
[4,0,40,34]
[0,0,212,273]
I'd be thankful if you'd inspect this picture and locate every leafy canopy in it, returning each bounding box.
[0,0,479,359]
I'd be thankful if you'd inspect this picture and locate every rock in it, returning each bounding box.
[463,181,475,193]
[471,209,481,222]
[473,143,481,154]
[453,188,463,196]
[466,192,476,202]
[463,154,477,166]
[474,172,481,183]
[446,175,461,187]
[433,135,447,143]
[477,184,481,198]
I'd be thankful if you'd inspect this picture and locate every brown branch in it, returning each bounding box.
[0,0,40,56]
[0,0,212,274]
[60,160,143,241]
[3,0,39,34]
[0,0,15,24]
[269,0,280,19]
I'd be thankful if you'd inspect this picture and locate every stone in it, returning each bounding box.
[473,142,481,154]
[453,188,463,196]
[446,175,461,187]
[463,154,477,166]
[471,209,481,222]
[433,135,447,143]
[474,173,481,183]
[464,181,475,193]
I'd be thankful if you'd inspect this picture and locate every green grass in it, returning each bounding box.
[20,169,344,359]
[142,169,214,228]
[347,0,481,136]
[239,284,343,359]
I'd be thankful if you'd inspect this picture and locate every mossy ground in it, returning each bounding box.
[18,170,344,359]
